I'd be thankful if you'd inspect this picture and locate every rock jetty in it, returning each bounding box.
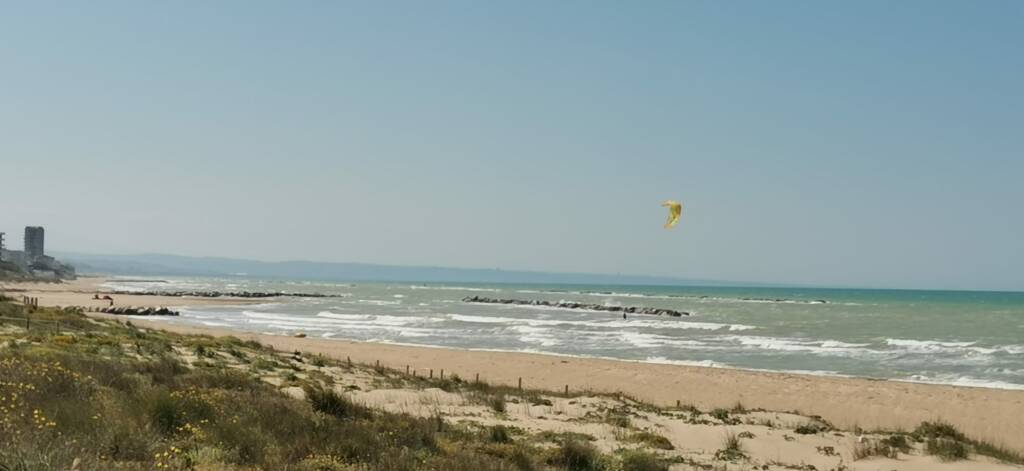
[462,296,689,317]
[91,306,179,316]
[108,290,344,299]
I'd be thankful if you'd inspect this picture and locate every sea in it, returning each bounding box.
[101,277,1024,390]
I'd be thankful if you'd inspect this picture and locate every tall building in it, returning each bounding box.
[0,232,5,261]
[24,226,44,260]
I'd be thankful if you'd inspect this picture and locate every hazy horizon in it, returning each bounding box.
[40,250,1020,293]
[3,2,1022,292]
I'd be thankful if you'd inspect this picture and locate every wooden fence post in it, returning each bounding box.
[406,365,410,375]
[518,377,522,390]
[440,369,444,380]
[429,369,433,379]
[565,384,569,396]
[475,373,479,383]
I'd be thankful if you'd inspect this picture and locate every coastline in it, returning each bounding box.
[6,277,1024,452]
[95,313,1024,452]
[0,276,265,309]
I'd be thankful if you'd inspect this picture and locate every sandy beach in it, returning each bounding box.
[5,277,1023,455]
[0,276,263,309]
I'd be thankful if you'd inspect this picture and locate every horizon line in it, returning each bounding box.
[53,250,1024,295]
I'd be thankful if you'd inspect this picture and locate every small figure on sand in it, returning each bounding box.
[95,294,114,306]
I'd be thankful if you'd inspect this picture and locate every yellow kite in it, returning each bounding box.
[661,200,683,229]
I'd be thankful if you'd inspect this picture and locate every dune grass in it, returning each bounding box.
[0,301,578,470]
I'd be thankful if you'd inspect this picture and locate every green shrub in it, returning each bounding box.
[710,408,730,421]
[914,421,965,441]
[490,425,512,443]
[147,389,184,435]
[794,422,826,435]
[881,434,911,452]
[548,439,604,471]
[305,386,371,420]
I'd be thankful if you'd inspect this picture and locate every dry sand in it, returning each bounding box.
[0,276,262,309]
[6,277,1023,456]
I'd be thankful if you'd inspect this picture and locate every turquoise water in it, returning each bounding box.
[104,278,1024,390]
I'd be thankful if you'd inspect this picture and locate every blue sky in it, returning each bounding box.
[2,2,1022,291]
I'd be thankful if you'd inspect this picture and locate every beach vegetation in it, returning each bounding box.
[0,301,568,470]
[311,353,327,367]
[713,431,747,462]
[880,434,912,452]
[617,449,669,471]
[912,420,965,441]
[927,438,969,461]
[605,410,632,428]
[547,438,605,471]
[625,431,674,450]
[305,385,372,420]
[851,438,899,460]
[486,392,508,413]
[911,420,1024,464]
[793,422,828,435]
[710,407,739,425]
[488,424,512,443]
[538,430,598,443]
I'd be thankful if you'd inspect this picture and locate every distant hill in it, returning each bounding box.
[54,252,747,287]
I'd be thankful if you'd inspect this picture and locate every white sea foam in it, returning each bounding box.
[199,321,232,327]
[644,356,723,368]
[724,335,873,355]
[573,291,834,305]
[448,313,756,332]
[619,331,664,348]
[410,285,500,292]
[351,299,403,306]
[315,312,373,321]
[886,339,975,349]
[885,338,1024,356]
[511,326,559,347]
[902,374,1024,391]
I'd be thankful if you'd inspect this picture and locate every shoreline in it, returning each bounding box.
[7,277,1024,451]
[93,312,1024,452]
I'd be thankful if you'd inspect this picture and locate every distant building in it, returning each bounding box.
[0,226,74,280]
[1,249,29,269]
[25,226,44,260]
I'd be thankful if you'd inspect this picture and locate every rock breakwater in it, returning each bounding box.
[462,296,689,317]
[108,290,344,299]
